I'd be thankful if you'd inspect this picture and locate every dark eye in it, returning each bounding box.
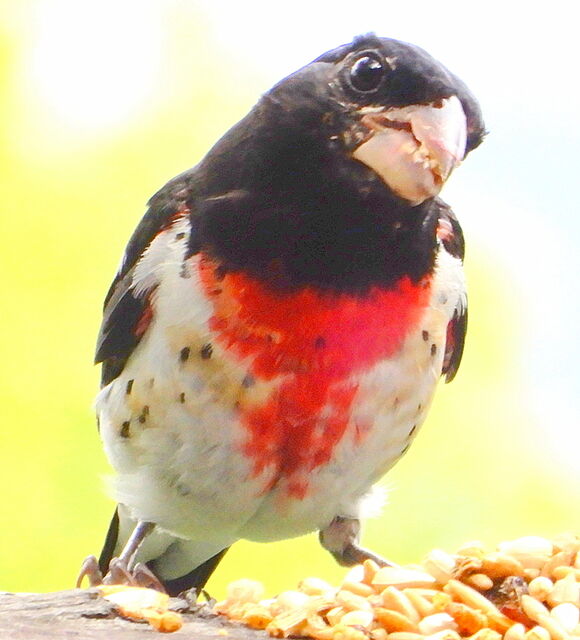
[349,54,385,92]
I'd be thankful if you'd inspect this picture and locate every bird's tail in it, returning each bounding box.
[98,507,120,575]
[149,547,229,596]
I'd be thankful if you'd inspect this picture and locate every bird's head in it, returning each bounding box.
[263,34,485,205]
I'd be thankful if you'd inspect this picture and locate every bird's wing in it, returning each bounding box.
[96,174,195,386]
[436,202,468,383]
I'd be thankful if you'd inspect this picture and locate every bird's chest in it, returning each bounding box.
[187,256,435,494]
[98,251,453,532]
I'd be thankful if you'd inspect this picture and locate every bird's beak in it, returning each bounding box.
[352,95,467,205]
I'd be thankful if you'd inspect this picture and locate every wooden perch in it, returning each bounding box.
[0,588,267,639]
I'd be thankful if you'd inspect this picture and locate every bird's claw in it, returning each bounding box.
[102,557,135,586]
[76,555,104,588]
[76,555,166,592]
[131,562,166,592]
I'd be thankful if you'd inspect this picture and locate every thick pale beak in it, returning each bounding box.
[352,95,467,205]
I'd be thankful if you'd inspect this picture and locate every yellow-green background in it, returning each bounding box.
[1,0,578,598]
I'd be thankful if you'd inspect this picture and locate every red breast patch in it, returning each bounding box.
[198,255,431,497]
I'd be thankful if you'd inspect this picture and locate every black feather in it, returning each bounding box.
[148,548,229,597]
[444,307,468,383]
[98,508,120,575]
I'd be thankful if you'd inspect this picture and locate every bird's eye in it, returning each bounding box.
[349,54,386,92]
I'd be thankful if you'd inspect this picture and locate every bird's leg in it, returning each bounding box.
[103,521,164,589]
[77,521,163,591]
[115,520,155,572]
[319,515,398,567]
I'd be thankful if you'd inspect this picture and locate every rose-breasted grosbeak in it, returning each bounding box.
[79,34,485,595]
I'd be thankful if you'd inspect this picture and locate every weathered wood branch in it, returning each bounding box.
[0,588,266,639]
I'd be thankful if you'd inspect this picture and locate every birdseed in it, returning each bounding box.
[215,534,580,640]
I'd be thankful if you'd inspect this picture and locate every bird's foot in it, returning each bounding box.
[319,515,398,567]
[77,520,163,591]
[76,555,165,592]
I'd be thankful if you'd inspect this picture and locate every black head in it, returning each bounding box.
[257,34,485,205]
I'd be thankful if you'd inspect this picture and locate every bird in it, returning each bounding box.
[78,34,485,596]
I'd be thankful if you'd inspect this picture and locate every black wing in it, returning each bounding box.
[96,172,195,386]
[436,201,468,383]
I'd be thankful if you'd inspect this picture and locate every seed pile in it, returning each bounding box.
[215,534,580,640]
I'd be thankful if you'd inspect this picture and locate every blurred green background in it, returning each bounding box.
[1,0,578,598]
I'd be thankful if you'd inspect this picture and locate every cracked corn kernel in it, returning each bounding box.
[528,576,554,601]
